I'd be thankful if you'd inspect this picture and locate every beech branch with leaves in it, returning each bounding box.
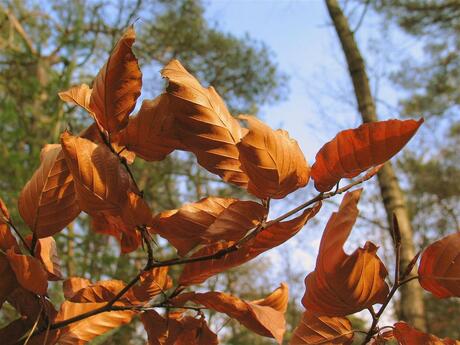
[0,26,458,345]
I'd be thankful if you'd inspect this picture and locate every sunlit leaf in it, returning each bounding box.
[302,190,389,316]
[394,322,460,345]
[311,119,423,192]
[6,249,48,295]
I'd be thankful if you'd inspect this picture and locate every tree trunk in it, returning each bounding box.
[325,0,427,331]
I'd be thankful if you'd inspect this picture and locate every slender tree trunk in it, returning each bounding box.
[325,0,427,331]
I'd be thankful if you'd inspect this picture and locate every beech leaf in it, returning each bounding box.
[311,119,423,192]
[290,311,353,345]
[6,249,48,295]
[302,190,389,316]
[58,84,93,115]
[18,144,80,238]
[394,322,460,345]
[237,115,310,199]
[179,202,320,285]
[418,232,460,298]
[162,59,249,186]
[152,197,266,256]
[89,26,142,133]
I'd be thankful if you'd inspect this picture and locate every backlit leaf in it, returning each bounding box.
[63,277,91,300]
[162,59,249,186]
[394,322,460,345]
[302,190,389,316]
[153,197,266,256]
[18,144,80,238]
[311,119,423,192]
[58,84,93,115]
[179,202,320,285]
[90,26,142,133]
[6,249,48,295]
[290,311,353,345]
[418,232,460,298]
[237,115,310,199]
[34,236,63,281]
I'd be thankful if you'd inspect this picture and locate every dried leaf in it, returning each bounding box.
[63,277,91,300]
[68,280,128,303]
[130,267,173,302]
[6,249,48,295]
[290,311,353,345]
[0,254,17,308]
[302,190,389,316]
[162,59,249,186]
[190,283,288,344]
[34,236,63,281]
[418,232,460,298]
[58,84,92,114]
[90,26,142,133]
[0,222,20,253]
[60,132,130,215]
[153,197,266,256]
[394,322,460,345]
[55,301,135,345]
[179,203,321,286]
[237,115,310,199]
[117,95,182,161]
[18,144,80,238]
[7,287,56,320]
[0,197,11,220]
[311,119,424,192]
[141,310,168,345]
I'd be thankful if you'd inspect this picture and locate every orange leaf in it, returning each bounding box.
[63,277,91,300]
[60,132,130,215]
[141,310,168,345]
[290,311,353,345]
[0,196,11,220]
[55,301,135,345]
[68,280,128,303]
[190,283,288,344]
[394,322,460,345]
[237,115,310,199]
[311,119,424,192]
[162,59,249,187]
[302,190,389,316]
[130,267,173,302]
[0,254,17,309]
[34,236,63,281]
[0,222,20,253]
[58,84,92,114]
[18,144,80,238]
[153,197,266,256]
[6,249,48,295]
[7,287,56,320]
[116,96,182,161]
[179,203,321,286]
[89,26,142,133]
[418,232,460,298]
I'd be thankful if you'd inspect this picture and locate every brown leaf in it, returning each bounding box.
[130,267,173,302]
[58,84,92,114]
[18,144,80,238]
[0,196,11,220]
[162,59,249,186]
[418,232,460,298]
[89,26,142,133]
[141,310,168,345]
[237,115,310,199]
[153,197,266,256]
[393,322,460,345]
[55,301,135,345]
[60,132,130,215]
[302,190,389,316]
[191,283,288,344]
[7,287,57,321]
[0,254,17,308]
[116,95,182,161]
[0,222,20,253]
[290,311,353,345]
[34,236,63,281]
[63,277,91,300]
[6,249,48,295]
[179,202,321,286]
[80,123,136,164]
[311,119,424,192]
[68,280,128,303]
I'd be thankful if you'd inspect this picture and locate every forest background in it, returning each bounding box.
[0,0,458,344]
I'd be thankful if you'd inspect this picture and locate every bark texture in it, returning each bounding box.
[325,0,427,331]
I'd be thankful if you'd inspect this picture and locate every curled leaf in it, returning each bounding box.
[58,84,92,114]
[63,277,91,300]
[179,203,321,286]
[18,144,80,238]
[90,26,142,133]
[311,119,424,192]
[394,322,460,345]
[0,254,17,308]
[290,311,353,345]
[34,236,63,281]
[302,190,389,316]
[6,249,48,295]
[418,232,460,298]
[237,115,310,199]
[162,59,249,186]
[153,197,266,256]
